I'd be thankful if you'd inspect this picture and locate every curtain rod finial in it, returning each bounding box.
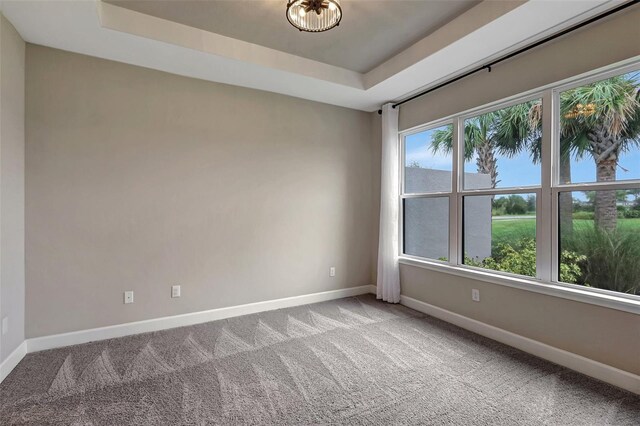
[377,109,382,115]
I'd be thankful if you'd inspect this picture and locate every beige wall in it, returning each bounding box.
[398,7,640,375]
[0,15,26,362]
[25,45,376,338]
[401,267,640,375]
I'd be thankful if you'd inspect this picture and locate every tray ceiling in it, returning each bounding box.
[105,0,480,73]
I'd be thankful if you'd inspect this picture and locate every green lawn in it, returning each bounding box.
[491,218,535,249]
[490,217,640,253]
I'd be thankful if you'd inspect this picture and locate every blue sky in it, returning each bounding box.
[405,126,640,198]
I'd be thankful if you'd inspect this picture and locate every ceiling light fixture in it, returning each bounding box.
[286,0,342,33]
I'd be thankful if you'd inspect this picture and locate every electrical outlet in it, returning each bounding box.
[124,291,134,304]
[330,267,336,277]
[472,289,480,302]
[1,317,8,335]
[172,285,181,298]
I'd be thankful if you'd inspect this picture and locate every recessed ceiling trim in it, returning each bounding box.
[364,0,525,88]
[99,1,363,89]
[366,0,623,98]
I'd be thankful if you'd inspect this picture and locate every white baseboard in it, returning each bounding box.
[27,284,377,354]
[400,295,640,395]
[0,341,28,383]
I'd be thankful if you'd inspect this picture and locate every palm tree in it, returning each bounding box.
[431,112,500,188]
[560,73,640,231]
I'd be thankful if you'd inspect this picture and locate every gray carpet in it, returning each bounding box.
[1,295,639,425]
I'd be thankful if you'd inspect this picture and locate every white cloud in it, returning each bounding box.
[405,147,452,170]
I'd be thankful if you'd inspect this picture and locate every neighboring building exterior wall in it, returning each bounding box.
[403,167,491,260]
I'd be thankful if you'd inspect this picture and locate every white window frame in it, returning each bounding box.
[400,119,454,265]
[398,58,640,315]
[456,92,545,282]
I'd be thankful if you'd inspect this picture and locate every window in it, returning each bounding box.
[401,123,453,262]
[457,100,542,277]
[400,64,640,302]
[558,189,640,294]
[403,197,449,260]
[462,100,541,190]
[463,193,537,278]
[555,69,640,296]
[404,124,453,193]
[559,70,640,185]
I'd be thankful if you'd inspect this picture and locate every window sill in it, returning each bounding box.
[398,257,640,315]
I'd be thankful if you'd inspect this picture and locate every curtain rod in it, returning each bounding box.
[377,0,639,115]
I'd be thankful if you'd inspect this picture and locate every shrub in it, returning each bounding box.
[623,209,640,219]
[483,240,537,277]
[526,195,536,213]
[503,195,528,215]
[572,211,594,220]
[467,239,584,282]
[564,228,640,295]
[617,205,633,218]
[559,250,586,284]
[573,201,594,212]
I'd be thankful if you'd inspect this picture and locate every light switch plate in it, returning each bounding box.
[124,291,134,304]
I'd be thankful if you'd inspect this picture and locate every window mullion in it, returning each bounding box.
[538,90,554,282]
[450,117,462,265]
[550,89,561,283]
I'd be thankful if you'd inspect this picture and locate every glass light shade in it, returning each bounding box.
[286,0,342,33]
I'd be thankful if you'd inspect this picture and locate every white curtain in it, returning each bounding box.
[377,103,401,303]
